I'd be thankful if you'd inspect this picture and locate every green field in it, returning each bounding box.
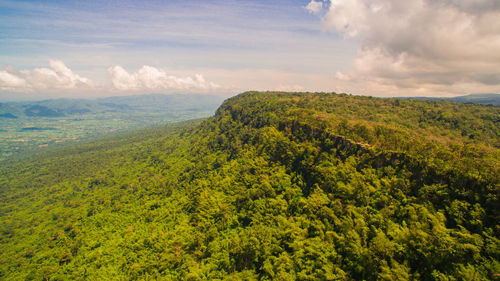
[0,94,224,160]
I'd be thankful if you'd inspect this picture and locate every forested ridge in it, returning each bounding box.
[0,91,499,280]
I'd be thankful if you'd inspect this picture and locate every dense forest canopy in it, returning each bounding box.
[0,91,499,280]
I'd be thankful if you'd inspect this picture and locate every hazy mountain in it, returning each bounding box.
[448,93,500,106]
[0,94,225,160]
[1,94,225,117]
[403,93,500,106]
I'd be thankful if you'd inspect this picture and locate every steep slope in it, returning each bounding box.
[0,92,499,280]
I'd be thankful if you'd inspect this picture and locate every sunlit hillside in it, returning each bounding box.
[1,92,498,280]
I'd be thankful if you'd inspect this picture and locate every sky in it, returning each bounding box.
[0,0,499,100]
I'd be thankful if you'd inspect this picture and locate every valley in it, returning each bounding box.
[0,94,224,160]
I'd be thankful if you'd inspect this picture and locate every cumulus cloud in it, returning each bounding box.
[0,60,93,92]
[305,0,323,14]
[312,0,500,95]
[276,84,305,92]
[0,61,222,96]
[108,65,220,93]
[0,69,27,91]
[29,60,93,89]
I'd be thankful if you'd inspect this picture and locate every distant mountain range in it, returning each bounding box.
[0,94,225,159]
[2,93,497,120]
[403,93,500,106]
[0,94,225,118]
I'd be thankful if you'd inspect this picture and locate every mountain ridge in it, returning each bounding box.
[0,91,498,280]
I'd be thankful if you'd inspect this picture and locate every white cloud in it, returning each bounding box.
[276,84,305,92]
[322,0,368,37]
[29,60,93,89]
[319,0,500,95]
[305,0,323,15]
[108,65,220,93]
[334,71,350,81]
[0,61,222,96]
[0,60,93,93]
[0,69,27,91]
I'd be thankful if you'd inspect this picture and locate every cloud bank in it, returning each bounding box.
[0,60,93,92]
[310,0,500,95]
[0,61,222,96]
[108,65,219,93]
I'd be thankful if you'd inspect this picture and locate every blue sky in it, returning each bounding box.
[1,0,499,99]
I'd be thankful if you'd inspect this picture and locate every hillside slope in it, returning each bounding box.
[0,92,499,280]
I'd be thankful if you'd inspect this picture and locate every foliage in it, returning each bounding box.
[0,91,498,280]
